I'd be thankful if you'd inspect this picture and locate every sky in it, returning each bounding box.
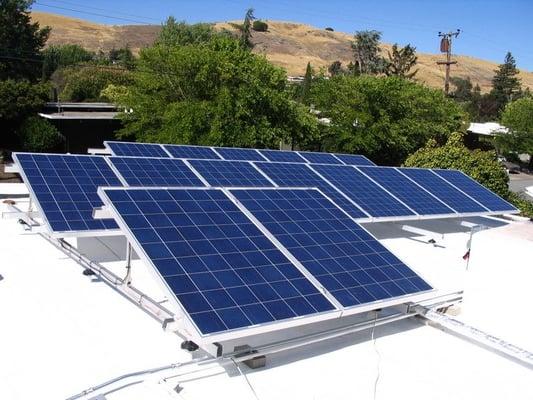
[32,0,533,71]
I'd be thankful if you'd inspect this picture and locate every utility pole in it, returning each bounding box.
[437,29,460,94]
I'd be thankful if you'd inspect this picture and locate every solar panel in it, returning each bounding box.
[99,187,335,336]
[358,167,455,216]
[105,141,170,158]
[110,157,205,187]
[398,168,489,214]
[258,149,307,163]
[214,147,267,162]
[255,162,369,220]
[433,169,518,213]
[13,153,122,234]
[298,151,343,165]
[334,154,376,166]
[189,160,274,187]
[163,144,221,160]
[231,189,432,308]
[311,165,415,218]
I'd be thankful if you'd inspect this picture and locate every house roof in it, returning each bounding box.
[467,122,509,136]
[1,194,532,400]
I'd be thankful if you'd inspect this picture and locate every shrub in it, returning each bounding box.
[18,116,64,152]
[252,20,268,32]
[325,27,334,32]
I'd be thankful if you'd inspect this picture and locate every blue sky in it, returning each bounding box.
[32,0,533,71]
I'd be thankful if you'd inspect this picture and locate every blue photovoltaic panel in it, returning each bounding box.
[298,152,343,165]
[334,154,376,166]
[215,147,266,162]
[232,189,432,307]
[398,168,489,214]
[358,167,455,216]
[110,157,204,187]
[164,145,221,160]
[14,153,121,233]
[100,188,335,335]
[189,159,274,187]
[312,165,415,218]
[258,149,307,163]
[105,141,170,158]
[434,169,517,213]
[255,162,368,219]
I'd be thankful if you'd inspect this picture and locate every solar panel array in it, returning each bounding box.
[100,187,432,337]
[13,141,520,341]
[100,187,336,335]
[104,141,376,166]
[14,153,122,233]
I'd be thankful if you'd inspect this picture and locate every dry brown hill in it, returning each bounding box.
[32,12,533,92]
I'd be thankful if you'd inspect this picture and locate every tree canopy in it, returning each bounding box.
[156,17,217,47]
[491,52,521,108]
[385,44,418,79]
[309,75,465,165]
[351,30,384,75]
[0,0,50,81]
[115,35,318,149]
[497,97,533,169]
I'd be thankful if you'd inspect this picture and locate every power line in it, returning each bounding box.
[38,0,161,22]
[33,2,154,25]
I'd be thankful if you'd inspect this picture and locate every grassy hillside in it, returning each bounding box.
[32,12,533,92]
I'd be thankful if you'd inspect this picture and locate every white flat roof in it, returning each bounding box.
[1,199,532,400]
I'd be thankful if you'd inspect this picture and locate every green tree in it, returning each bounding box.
[252,20,268,32]
[0,0,50,81]
[491,52,522,112]
[18,116,63,152]
[328,61,343,76]
[297,62,313,104]
[42,44,94,80]
[156,17,216,47]
[0,79,50,149]
[310,75,465,165]
[59,65,133,102]
[241,8,255,49]
[497,97,533,170]
[107,47,136,70]
[385,44,418,79]
[351,30,384,75]
[405,132,533,218]
[115,35,318,149]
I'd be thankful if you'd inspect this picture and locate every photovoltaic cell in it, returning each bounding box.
[100,187,335,335]
[255,162,368,219]
[258,149,307,163]
[312,165,415,218]
[232,189,432,308]
[105,141,169,158]
[334,154,376,166]
[298,152,343,165]
[358,167,455,216]
[163,145,221,160]
[434,169,517,213]
[398,168,489,213]
[14,153,121,233]
[189,160,274,187]
[110,157,204,187]
[215,147,266,162]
